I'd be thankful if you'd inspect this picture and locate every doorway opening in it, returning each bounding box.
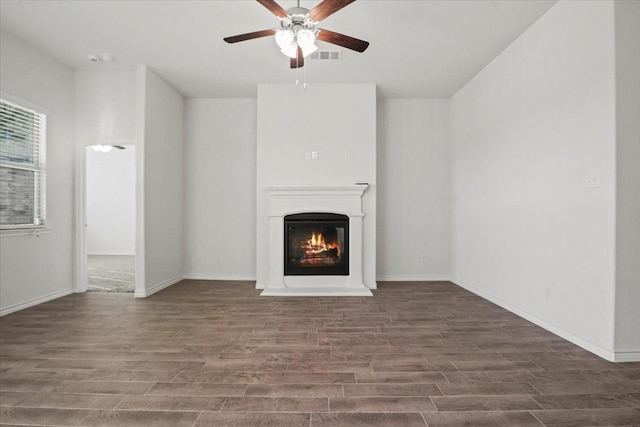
[85,144,136,292]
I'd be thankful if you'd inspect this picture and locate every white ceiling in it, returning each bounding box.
[0,0,556,99]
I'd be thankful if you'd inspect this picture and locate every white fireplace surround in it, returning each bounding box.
[260,185,373,296]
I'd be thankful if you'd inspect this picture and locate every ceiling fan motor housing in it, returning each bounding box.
[281,7,318,34]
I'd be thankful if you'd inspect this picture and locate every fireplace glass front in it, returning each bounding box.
[284,213,349,276]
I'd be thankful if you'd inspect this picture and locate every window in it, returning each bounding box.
[0,98,47,229]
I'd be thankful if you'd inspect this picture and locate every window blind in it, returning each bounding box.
[0,98,47,229]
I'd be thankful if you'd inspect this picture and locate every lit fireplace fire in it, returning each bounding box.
[284,213,348,275]
[300,232,341,265]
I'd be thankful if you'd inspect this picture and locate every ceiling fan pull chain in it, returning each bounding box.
[303,61,308,90]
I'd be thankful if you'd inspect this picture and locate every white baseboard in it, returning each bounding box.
[182,274,256,281]
[0,288,74,316]
[377,275,451,282]
[135,275,183,298]
[450,278,618,362]
[613,350,640,362]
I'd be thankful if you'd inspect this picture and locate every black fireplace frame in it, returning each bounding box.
[284,212,349,276]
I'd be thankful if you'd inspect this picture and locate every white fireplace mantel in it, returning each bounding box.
[266,185,368,199]
[260,184,373,296]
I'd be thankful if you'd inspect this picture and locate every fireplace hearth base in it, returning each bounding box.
[261,287,373,297]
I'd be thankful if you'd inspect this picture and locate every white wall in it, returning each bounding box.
[377,99,450,280]
[86,146,136,255]
[75,70,137,142]
[256,84,377,288]
[183,97,451,284]
[614,0,640,359]
[136,66,184,297]
[183,99,257,280]
[451,1,617,358]
[0,31,76,314]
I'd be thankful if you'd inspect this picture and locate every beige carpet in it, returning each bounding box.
[87,255,135,292]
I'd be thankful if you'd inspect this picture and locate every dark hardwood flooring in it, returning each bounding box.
[1,281,639,426]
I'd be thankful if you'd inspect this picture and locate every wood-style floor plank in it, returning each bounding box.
[1,280,639,426]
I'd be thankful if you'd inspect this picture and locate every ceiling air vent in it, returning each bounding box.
[309,50,342,61]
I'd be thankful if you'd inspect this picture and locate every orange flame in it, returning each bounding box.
[303,232,339,258]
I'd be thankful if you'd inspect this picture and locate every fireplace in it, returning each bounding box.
[284,213,349,276]
[259,185,372,296]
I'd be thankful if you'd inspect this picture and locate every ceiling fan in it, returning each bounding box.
[224,0,369,69]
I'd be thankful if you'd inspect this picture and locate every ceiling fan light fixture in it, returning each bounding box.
[280,44,298,58]
[275,29,294,49]
[297,29,318,57]
[276,29,298,57]
[300,43,318,57]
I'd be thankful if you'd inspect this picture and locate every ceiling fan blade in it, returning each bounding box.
[290,46,305,68]
[112,145,126,150]
[317,29,369,52]
[309,0,355,22]
[224,29,276,44]
[256,0,289,19]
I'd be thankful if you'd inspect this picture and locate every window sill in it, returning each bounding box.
[0,228,50,238]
